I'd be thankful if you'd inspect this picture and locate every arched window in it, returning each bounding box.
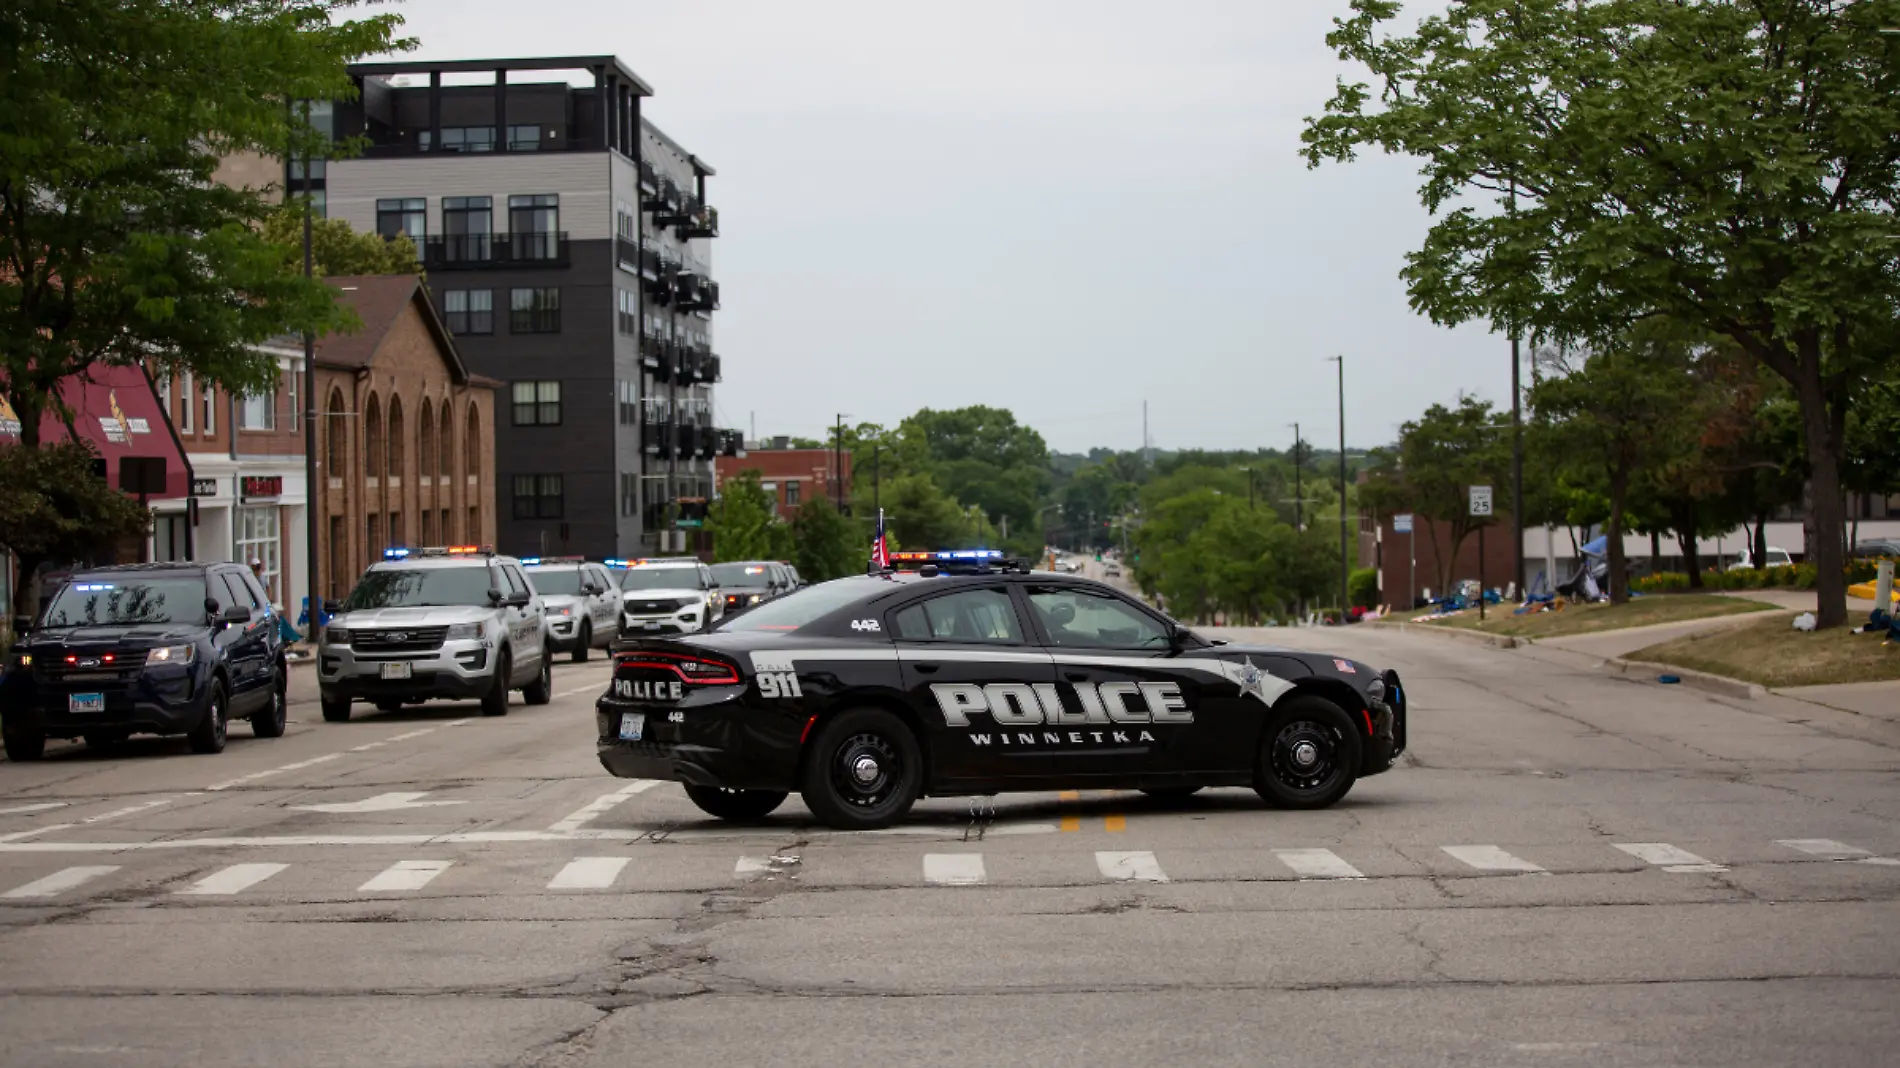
[418,403,435,479]
[363,393,383,481]
[438,400,452,476]
[465,403,481,482]
[325,389,347,471]
[387,396,405,477]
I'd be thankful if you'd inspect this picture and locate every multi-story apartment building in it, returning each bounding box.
[312,56,739,559]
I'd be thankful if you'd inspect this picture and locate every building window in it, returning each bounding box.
[620,473,636,517]
[239,390,274,431]
[785,481,800,509]
[440,508,451,542]
[468,505,478,543]
[388,397,405,476]
[425,126,495,153]
[421,509,434,545]
[616,200,636,241]
[618,381,637,426]
[511,381,561,426]
[292,190,326,218]
[617,289,637,335]
[235,506,281,604]
[178,372,193,433]
[508,195,559,260]
[442,289,492,335]
[376,198,426,241]
[202,383,215,434]
[287,362,299,431]
[512,474,564,519]
[366,513,382,557]
[510,287,560,333]
[442,196,492,262]
[507,125,542,152]
[390,511,404,548]
[438,400,452,477]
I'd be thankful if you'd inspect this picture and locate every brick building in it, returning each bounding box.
[1360,511,1521,609]
[714,445,850,519]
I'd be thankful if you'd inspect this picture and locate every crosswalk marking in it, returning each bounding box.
[1779,839,1870,860]
[178,863,288,896]
[1442,845,1546,873]
[1275,848,1365,880]
[547,781,662,833]
[735,853,798,878]
[1613,842,1726,873]
[0,802,69,816]
[547,856,631,890]
[923,853,986,886]
[358,859,452,892]
[3,865,119,899]
[1096,850,1167,882]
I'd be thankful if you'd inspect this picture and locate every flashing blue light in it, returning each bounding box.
[75,583,115,592]
[519,557,542,565]
[604,558,628,568]
[948,549,1003,560]
[382,548,411,560]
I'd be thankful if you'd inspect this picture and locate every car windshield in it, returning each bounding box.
[716,579,877,633]
[711,563,771,586]
[526,569,584,596]
[41,576,208,627]
[344,566,492,610]
[621,567,699,591]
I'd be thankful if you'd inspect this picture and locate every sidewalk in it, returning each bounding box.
[1771,680,1900,725]
[1533,611,1773,661]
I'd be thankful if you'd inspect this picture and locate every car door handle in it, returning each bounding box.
[1064,672,1090,682]
[913,663,940,674]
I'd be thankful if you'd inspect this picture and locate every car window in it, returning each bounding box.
[345,566,493,610]
[526,567,584,595]
[891,587,1024,644]
[621,566,695,590]
[591,566,612,590]
[699,565,715,589]
[503,565,530,598]
[1025,585,1169,649]
[238,569,271,609]
[715,579,882,633]
[43,574,209,627]
[220,571,260,612]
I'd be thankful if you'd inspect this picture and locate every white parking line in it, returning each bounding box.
[80,796,188,824]
[0,802,69,816]
[547,856,631,890]
[3,865,119,899]
[359,859,452,892]
[1442,845,1546,873]
[205,752,342,792]
[1614,842,1727,873]
[1095,850,1168,883]
[554,685,599,698]
[0,824,75,843]
[1274,848,1365,880]
[923,853,987,886]
[177,862,288,896]
[1777,838,1899,866]
[547,780,661,832]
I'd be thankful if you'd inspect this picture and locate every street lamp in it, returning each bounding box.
[1287,422,1303,530]
[1327,355,1348,618]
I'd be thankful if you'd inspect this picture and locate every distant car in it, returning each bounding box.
[522,558,621,661]
[618,558,724,637]
[2,562,289,760]
[1731,547,1794,570]
[1104,563,1123,577]
[712,561,792,614]
[1851,539,1900,560]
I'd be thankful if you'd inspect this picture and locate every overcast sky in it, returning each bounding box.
[384,0,1506,454]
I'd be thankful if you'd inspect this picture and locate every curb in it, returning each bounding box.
[1391,622,1522,649]
[1606,657,1766,700]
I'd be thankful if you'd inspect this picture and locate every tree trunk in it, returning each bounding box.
[1649,530,1660,575]
[1792,359,1848,628]
[1674,501,1704,587]
[10,550,46,625]
[1606,467,1629,605]
[1753,513,1767,570]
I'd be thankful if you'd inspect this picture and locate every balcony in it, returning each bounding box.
[422,232,568,270]
[653,192,697,229]
[641,420,674,456]
[718,429,745,457]
[650,341,677,383]
[676,424,699,457]
[642,175,682,215]
[638,159,659,197]
[360,134,608,159]
[705,353,722,383]
[676,276,719,313]
[641,333,666,371]
[687,346,713,383]
[677,203,718,240]
[645,258,679,302]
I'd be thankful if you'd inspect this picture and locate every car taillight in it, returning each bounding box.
[612,651,740,685]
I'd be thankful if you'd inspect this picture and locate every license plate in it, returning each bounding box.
[642,621,661,630]
[380,662,413,680]
[68,693,105,714]
[619,712,645,741]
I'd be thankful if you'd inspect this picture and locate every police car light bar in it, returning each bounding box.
[888,549,1006,562]
[382,548,411,560]
[389,545,493,558]
[604,558,630,568]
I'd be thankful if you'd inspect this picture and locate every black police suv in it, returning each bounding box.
[711,560,795,615]
[2,563,288,760]
[597,552,1406,829]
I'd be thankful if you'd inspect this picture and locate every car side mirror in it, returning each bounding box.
[11,614,33,635]
[507,591,531,608]
[1167,622,1190,652]
[322,599,342,614]
[221,604,251,624]
[582,583,600,596]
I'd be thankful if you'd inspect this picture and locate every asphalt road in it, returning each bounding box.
[1,609,1897,1067]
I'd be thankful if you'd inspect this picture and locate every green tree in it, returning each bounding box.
[259,202,422,277]
[0,442,152,619]
[1359,397,1509,594]
[791,498,859,582]
[0,0,408,448]
[1305,0,1900,627]
[709,471,791,562]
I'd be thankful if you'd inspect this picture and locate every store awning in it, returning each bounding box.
[0,365,190,500]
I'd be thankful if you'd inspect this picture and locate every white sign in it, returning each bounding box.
[1393,513,1414,534]
[1469,485,1494,517]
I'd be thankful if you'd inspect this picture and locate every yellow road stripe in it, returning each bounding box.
[1058,790,1080,801]
[1060,815,1081,832]
[1105,814,1127,832]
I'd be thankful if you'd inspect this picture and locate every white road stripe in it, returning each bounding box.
[385,728,436,742]
[547,856,631,890]
[0,824,75,843]
[923,853,987,886]
[205,752,342,792]
[1442,845,1546,873]
[177,862,288,896]
[547,780,662,832]
[554,685,598,698]
[1095,850,1168,883]
[3,865,119,899]
[1614,842,1726,872]
[80,796,184,824]
[358,860,452,892]
[1274,848,1365,880]
[0,802,69,816]
[1778,838,1871,860]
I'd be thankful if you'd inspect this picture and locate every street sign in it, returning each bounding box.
[1469,485,1494,517]
[1393,513,1414,534]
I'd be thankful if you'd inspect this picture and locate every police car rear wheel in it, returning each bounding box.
[482,650,511,717]
[1254,695,1361,810]
[573,623,591,662]
[523,651,553,706]
[800,709,923,831]
[683,785,788,823]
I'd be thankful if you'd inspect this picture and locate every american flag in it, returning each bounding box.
[871,508,890,569]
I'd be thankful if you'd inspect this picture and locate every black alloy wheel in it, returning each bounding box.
[2,725,45,762]
[482,650,512,716]
[1253,695,1361,810]
[188,681,228,754]
[799,709,924,830]
[574,623,591,662]
[252,673,287,738]
[683,785,789,823]
[320,694,352,723]
[523,649,552,705]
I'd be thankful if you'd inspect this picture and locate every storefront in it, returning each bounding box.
[151,465,307,610]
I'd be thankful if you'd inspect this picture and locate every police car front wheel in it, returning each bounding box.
[800,709,924,831]
[1254,695,1361,810]
[683,785,788,823]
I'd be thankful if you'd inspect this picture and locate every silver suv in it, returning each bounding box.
[523,558,621,661]
[617,558,724,637]
[317,548,552,720]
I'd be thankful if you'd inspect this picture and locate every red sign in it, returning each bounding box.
[241,475,283,500]
[0,365,188,501]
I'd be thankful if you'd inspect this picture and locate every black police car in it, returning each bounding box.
[1,563,288,760]
[597,550,1406,829]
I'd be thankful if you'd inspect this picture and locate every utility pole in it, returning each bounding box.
[871,442,879,516]
[1289,422,1302,531]
[833,413,845,510]
[1141,401,1149,471]
[300,100,321,631]
[1329,355,1348,619]
[1508,181,1525,600]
